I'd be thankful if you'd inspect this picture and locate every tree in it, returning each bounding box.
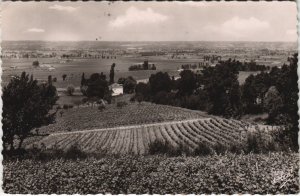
[201,59,242,117]
[81,72,87,86]
[109,63,116,84]
[67,85,75,96]
[149,72,172,94]
[86,73,110,99]
[264,86,283,113]
[242,72,271,114]
[62,74,67,81]
[117,77,126,85]
[2,72,58,151]
[178,70,197,95]
[123,76,137,94]
[135,82,151,101]
[271,54,298,150]
[135,93,144,104]
[32,60,39,68]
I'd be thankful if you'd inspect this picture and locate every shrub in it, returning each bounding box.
[62,74,67,81]
[229,143,243,154]
[212,142,228,155]
[136,93,144,103]
[174,142,192,156]
[244,132,261,154]
[130,96,135,102]
[148,140,191,156]
[149,140,168,155]
[148,140,175,155]
[193,142,212,156]
[66,85,75,96]
[64,144,87,160]
[63,104,73,110]
[98,105,105,111]
[82,97,88,104]
[117,101,128,108]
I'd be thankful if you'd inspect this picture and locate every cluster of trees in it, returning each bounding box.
[135,55,298,149]
[129,61,156,71]
[217,59,270,72]
[3,72,58,152]
[239,60,270,71]
[241,54,298,149]
[135,59,243,118]
[117,76,137,94]
[81,72,111,103]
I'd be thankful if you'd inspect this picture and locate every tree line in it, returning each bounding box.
[134,54,298,150]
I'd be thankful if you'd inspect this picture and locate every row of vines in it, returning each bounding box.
[31,117,280,155]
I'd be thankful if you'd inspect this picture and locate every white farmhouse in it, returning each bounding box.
[110,83,123,96]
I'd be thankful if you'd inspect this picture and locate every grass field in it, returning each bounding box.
[3,153,298,194]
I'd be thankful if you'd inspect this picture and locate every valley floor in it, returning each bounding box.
[3,152,299,194]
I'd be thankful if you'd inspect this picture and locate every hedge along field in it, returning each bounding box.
[3,153,298,194]
[30,116,279,155]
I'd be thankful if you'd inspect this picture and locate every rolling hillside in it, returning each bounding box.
[31,115,279,155]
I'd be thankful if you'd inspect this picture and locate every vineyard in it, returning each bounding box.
[32,117,279,155]
[38,102,208,134]
[3,153,298,194]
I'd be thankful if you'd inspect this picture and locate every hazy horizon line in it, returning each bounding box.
[2,40,298,43]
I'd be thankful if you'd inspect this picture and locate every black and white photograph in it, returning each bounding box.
[1,1,299,194]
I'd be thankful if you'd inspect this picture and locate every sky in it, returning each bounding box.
[1,1,298,42]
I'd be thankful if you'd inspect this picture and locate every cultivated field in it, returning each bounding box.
[38,102,209,134]
[31,112,279,155]
[3,153,298,194]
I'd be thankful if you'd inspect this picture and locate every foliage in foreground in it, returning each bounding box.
[3,153,298,194]
[148,130,286,157]
[2,72,58,151]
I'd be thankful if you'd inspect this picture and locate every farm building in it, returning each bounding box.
[110,83,123,96]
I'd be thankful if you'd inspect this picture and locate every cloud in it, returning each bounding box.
[174,1,210,7]
[204,17,270,40]
[109,7,168,28]
[27,28,45,33]
[49,5,78,12]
